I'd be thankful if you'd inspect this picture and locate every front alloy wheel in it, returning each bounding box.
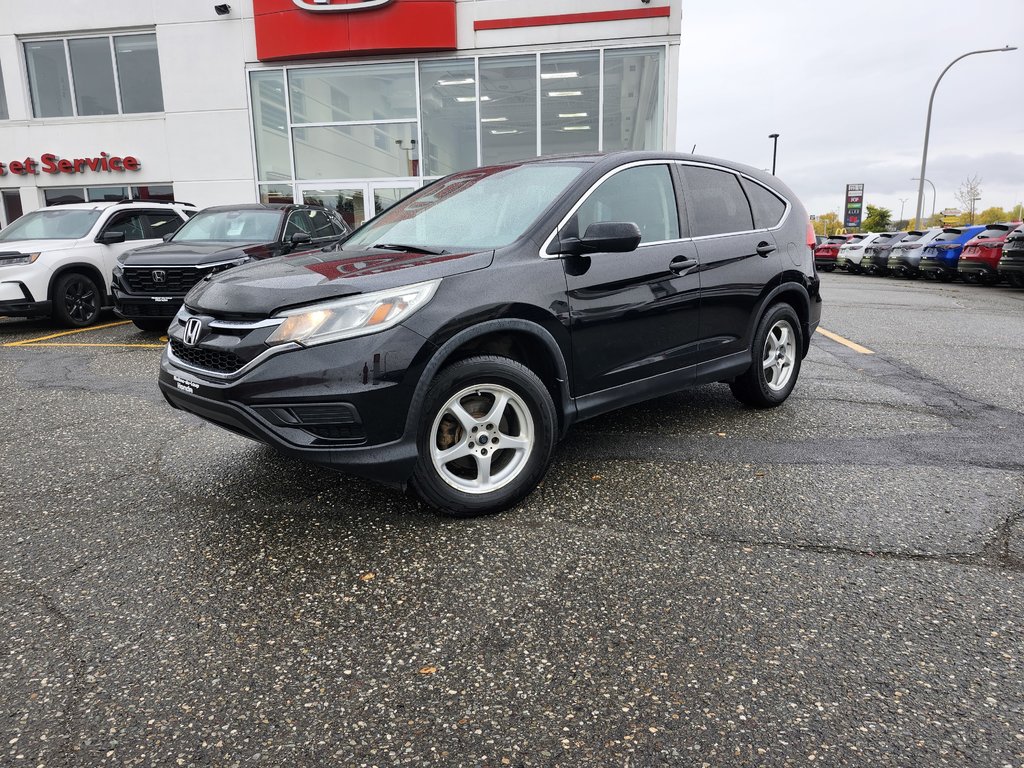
[412,355,557,517]
[52,273,102,327]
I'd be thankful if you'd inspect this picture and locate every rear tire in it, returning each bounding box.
[730,304,803,409]
[51,272,102,328]
[410,355,557,517]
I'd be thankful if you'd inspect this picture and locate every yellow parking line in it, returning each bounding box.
[2,320,132,347]
[816,327,874,355]
[16,342,165,349]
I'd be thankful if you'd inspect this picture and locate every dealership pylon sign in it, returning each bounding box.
[845,183,864,229]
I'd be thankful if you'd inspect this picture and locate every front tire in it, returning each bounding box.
[411,355,557,517]
[52,273,102,328]
[730,304,803,408]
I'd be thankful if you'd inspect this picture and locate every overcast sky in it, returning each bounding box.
[676,0,1024,223]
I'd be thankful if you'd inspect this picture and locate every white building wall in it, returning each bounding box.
[0,0,679,220]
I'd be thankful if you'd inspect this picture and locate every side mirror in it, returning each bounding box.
[561,222,642,256]
[96,230,126,245]
[290,232,312,245]
[162,232,175,242]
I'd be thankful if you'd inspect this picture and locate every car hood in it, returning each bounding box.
[121,241,266,267]
[0,239,80,254]
[185,245,494,316]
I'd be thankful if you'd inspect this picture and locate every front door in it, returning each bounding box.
[561,162,701,400]
[297,181,418,230]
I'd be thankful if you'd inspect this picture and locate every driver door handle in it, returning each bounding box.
[756,240,776,258]
[669,256,699,275]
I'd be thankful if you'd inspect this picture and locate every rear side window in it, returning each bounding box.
[142,212,181,239]
[574,164,680,244]
[682,166,754,237]
[306,210,338,239]
[741,178,786,229]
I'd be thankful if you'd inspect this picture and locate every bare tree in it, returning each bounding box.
[955,175,983,224]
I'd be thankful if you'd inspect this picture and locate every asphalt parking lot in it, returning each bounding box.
[2,274,1023,767]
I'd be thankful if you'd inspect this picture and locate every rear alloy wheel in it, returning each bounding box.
[411,355,557,517]
[730,304,803,408]
[52,273,102,328]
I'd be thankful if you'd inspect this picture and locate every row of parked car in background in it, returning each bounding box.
[813,221,1024,287]
[0,200,351,328]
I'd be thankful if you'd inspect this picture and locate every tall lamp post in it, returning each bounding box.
[898,198,908,226]
[913,46,1017,230]
[768,133,779,175]
[911,177,937,225]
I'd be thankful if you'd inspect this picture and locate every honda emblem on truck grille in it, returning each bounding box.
[183,317,203,347]
[152,270,167,283]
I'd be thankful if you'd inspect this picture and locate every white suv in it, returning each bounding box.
[0,200,196,327]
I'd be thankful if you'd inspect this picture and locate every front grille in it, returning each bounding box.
[121,302,177,318]
[170,338,246,374]
[123,267,202,294]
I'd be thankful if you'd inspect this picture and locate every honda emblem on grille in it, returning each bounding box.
[152,270,167,283]
[182,317,203,347]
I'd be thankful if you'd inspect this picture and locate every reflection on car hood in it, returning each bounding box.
[185,245,494,316]
[0,239,80,254]
[121,241,266,267]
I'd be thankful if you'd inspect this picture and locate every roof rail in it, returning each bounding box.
[113,198,196,207]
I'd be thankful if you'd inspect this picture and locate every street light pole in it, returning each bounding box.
[911,177,937,224]
[913,46,1017,230]
[768,133,779,175]
[898,198,908,226]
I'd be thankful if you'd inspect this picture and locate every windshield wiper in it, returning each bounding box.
[372,243,445,255]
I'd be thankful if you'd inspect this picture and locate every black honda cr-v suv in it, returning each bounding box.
[159,152,821,516]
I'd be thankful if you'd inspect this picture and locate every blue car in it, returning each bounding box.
[918,224,986,282]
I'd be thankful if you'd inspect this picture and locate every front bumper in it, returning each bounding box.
[0,297,52,318]
[112,285,183,320]
[158,323,434,484]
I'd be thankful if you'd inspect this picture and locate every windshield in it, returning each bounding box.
[847,234,866,244]
[0,209,102,241]
[933,229,965,242]
[825,236,847,244]
[344,163,587,251]
[172,209,283,243]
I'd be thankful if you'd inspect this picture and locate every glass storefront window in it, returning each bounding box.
[603,48,664,152]
[69,38,118,115]
[114,34,164,113]
[132,184,175,201]
[293,123,418,180]
[259,184,294,205]
[540,50,600,155]
[419,59,477,177]
[25,40,73,118]
[480,56,537,166]
[87,186,129,202]
[289,62,416,124]
[251,70,291,182]
[43,188,86,206]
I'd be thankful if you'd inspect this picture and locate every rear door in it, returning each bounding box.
[561,161,701,398]
[677,163,783,362]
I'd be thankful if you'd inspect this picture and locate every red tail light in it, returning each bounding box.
[806,221,816,250]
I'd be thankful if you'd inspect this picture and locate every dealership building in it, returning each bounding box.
[0,0,680,229]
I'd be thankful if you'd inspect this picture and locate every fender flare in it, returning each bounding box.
[749,280,813,356]
[403,318,575,439]
[48,263,110,303]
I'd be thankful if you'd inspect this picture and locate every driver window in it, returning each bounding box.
[109,213,149,241]
[574,165,680,244]
[284,211,314,239]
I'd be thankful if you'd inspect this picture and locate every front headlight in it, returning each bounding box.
[266,279,440,347]
[0,252,40,267]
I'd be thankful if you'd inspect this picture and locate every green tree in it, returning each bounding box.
[861,205,893,232]
[812,211,841,236]
[975,206,1009,224]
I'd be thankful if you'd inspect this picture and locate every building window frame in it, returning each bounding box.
[247,41,670,196]
[22,30,163,119]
